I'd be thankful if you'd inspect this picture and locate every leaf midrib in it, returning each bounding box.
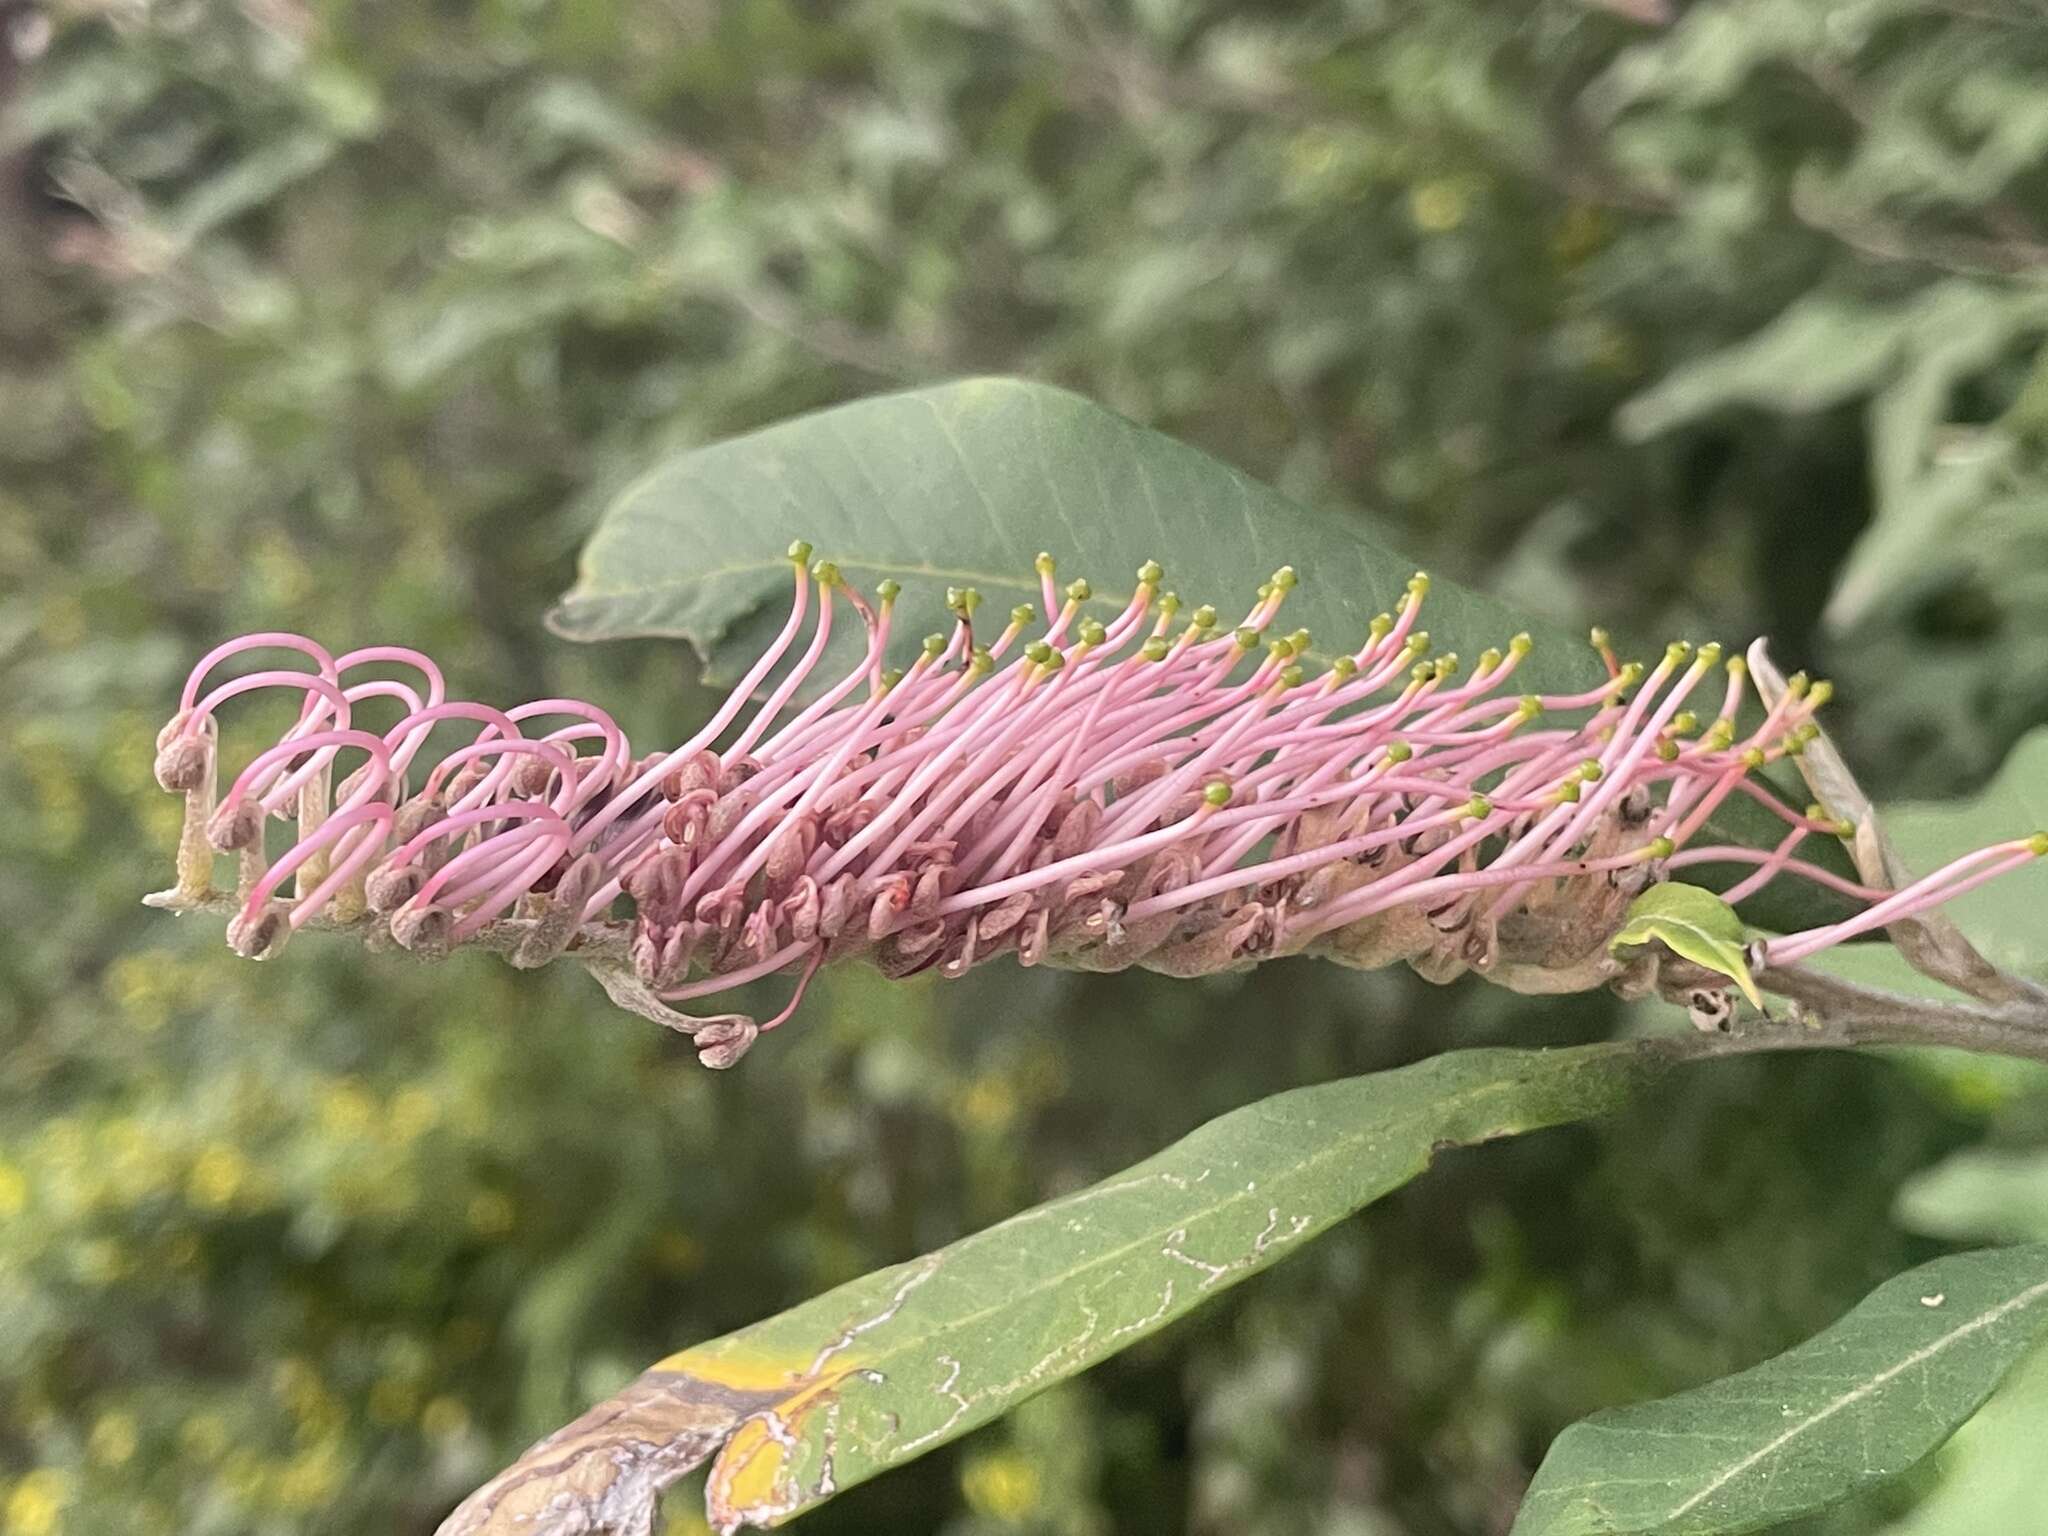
[1660,1273,2048,1521]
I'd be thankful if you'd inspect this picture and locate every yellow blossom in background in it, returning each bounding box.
[178,1411,228,1464]
[104,953,173,1033]
[88,1412,138,1468]
[388,1086,440,1141]
[70,1238,125,1288]
[318,1078,376,1138]
[186,1144,248,1211]
[220,1449,267,1506]
[275,1439,344,1510]
[420,1396,470,1441]
[0,1163,27,1218]
[100,1119,170,1204]
[6,1469,70,1536]
[954,1075,1018,1135]
[1409,177,1474,234]
[961,1450,1041,1523]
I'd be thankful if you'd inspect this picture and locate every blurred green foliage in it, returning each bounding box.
[2,1,2045,1532]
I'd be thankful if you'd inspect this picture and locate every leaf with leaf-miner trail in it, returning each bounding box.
[436,1041,1663,1535]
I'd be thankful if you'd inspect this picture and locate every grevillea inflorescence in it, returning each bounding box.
[150,548,2044,1066]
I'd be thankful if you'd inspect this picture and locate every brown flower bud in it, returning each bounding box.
[226,899,291,960]
[389,903,453,960]
[154,731,212,793]
[207,797,264,852]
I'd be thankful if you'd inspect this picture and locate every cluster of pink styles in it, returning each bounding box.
[150,547,2045,1067]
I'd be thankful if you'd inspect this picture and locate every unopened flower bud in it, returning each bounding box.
[154,731,211,793]
[226,900,291,960]
[207,798,263,852]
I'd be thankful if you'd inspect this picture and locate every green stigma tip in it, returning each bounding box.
[1331,656,1358,679]
[811,559,841,588]
[1557,780,1582,803]
[1695,642,1722,668]
[1042,648,1066,672]
[2028,833,2048,857]
[1269,638,1295,662]
[879,667,904,692]
[1787,671,1810,698]
[1519,693,1543,718]
[1808,680,1834,708]
[1579,757,1604,781]
[1203,782,1232,808]
[1647,836,1675,859]
[1158,591,1182,617]
[876,578,902,603]
[1589,627,1611,651]
[1465,794,1492,819]
[969,647,994,675]
[1011,604,1037,627]
[1656,738,1680,762]
[1289,628,1311,653]
[1411,661,1434,684]
[1257,582,1273,601]
[1669,711,1698,736]
[1435,654,1460,680]
[1079,619,1107,647]
[1509,632,1533,657]
[1024,640,1053,665]
[946,585,980,613]
[1140,636,1170,662]
[1478,648,1503,672]
[1664,641,1693,666]
[1192,605,1218,630]
[1617,662,1645,688]
[1137,559,1164,586]
[1369,613,1393,639]
[1384,742,1413,764]
[787,539,814,564]
[1233,627,1260,651]
[1406,571,1431,598]
[922,633,947,658]
[1726,655,1747,676]
[1271,566,1298,592]
[1742,746,1767,770]
[1280,664,1305,688]
[1406,631,1431,658]
[1065,578,1091,603]
[1034,552,1056,576]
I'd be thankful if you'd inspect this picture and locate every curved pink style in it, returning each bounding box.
[150,550,2042,1067]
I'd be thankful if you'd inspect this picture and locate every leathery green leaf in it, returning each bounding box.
[1609,883,1762,1008]
[436,1042,1660,1535]
[551,376,1594,691]
[1512,1244,2048,1536]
